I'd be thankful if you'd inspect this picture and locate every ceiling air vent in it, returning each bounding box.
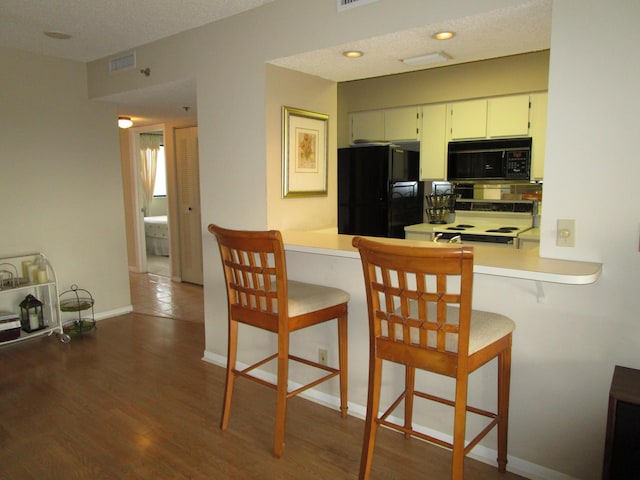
[338,0,379,12]
[109,52,136,74]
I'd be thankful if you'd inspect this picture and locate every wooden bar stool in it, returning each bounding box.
[209,224,349,458]
[353,237,514,480]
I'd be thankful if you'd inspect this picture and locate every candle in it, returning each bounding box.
[22,260,33,279]
[27,264,39,283]
[29,312,39,330]
[36,269,48,284]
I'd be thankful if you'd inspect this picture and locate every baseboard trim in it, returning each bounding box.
[202,349,578,480]
[94,306,134,321]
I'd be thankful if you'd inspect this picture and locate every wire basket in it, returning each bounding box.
[425,193,457,224]
[59,284,95,337]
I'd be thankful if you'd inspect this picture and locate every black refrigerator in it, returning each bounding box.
[338,145,424,238]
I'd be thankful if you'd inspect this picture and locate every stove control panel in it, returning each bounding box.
[455,199,535,213]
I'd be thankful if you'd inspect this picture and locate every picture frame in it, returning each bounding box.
[282,106,328,198]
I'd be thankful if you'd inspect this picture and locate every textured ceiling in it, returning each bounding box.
[0,0,552,126]
[270,0,552,82]
[0,0,275,62]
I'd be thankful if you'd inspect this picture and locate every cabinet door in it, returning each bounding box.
[350,110,385,143]
[487,95,531,138]
[449,100,488,140]
[529,92,548,180]
[420,104,447,179]
[385,106,419,141]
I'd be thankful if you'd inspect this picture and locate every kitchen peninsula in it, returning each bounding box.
[282,230,601,285]
[275,228,603,476]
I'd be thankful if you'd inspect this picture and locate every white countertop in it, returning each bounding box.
[282,230,601,285]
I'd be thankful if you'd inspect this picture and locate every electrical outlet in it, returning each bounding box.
[318,348,328,366]
[556,219,575,247]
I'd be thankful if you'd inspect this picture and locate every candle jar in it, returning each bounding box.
[36,269,48,284]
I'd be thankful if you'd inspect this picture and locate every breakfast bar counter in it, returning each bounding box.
[282,230,602,285]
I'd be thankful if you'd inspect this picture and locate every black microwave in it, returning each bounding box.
[447,137,532,182]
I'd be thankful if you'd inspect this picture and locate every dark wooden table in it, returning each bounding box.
[602,365,640,479]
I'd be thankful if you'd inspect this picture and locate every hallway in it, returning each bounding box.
[129,271,204,322]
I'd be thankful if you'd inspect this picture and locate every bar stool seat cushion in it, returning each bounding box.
[402,302,515,354]
[287,280,351,317]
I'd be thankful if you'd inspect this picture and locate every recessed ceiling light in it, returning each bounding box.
[343,50,364,58]
[433,31,455,40]
[402,51,451,66]
[44,31,72,40]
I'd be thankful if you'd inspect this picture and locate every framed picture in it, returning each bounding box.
[282,106,328,198]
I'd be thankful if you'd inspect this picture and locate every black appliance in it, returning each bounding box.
[447,137,532,182]
[338,145,424,238]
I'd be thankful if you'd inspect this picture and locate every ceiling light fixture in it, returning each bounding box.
[433,31,455,40]
[402,51,451,66]
[343,50,364,58]
[118,116,133,129]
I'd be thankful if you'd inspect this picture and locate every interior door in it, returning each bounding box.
[175,126,203,285]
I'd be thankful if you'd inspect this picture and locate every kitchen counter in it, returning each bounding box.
[282,230,601,285]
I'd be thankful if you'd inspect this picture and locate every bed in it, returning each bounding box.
[144,216,169,256]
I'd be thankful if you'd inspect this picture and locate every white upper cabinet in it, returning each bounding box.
[528,92,548,180]
[448,99,488,140]
[420,104,448,180]
[350,106,419,143]
[448,95,531,141]
[383,107,420,141]
[487,95,531,138]
[350,110,384,142]
[348,92,547,181]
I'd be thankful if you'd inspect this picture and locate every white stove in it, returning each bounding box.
[431,199,536,248]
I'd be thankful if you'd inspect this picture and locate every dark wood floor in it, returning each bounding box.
[0,280,528,479]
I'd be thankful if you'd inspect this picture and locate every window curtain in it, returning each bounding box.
[139,133,163,215]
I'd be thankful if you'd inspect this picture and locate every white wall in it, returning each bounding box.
[265,64,338,231]
[0,47,131,315]
[81,1,640,478]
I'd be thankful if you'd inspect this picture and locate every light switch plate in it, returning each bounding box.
[557,219,575,247]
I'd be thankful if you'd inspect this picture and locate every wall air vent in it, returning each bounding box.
[338,0,379,12]
[109,52,136,74]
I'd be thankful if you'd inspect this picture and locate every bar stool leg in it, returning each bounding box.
[338,312,349,417]
[451,374,469,480]
[273,332,290,458]
[497,347,512,472]
[220,319,238,431]
[403,365,416,439]
[359,356,383,480]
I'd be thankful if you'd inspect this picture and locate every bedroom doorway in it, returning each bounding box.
[141,130,171,277]
[129,123,172,278]
[128,123,202,285]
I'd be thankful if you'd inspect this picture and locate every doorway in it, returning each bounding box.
[129,124,171,277]
[126,123,203,285]
[141,130,171,276]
